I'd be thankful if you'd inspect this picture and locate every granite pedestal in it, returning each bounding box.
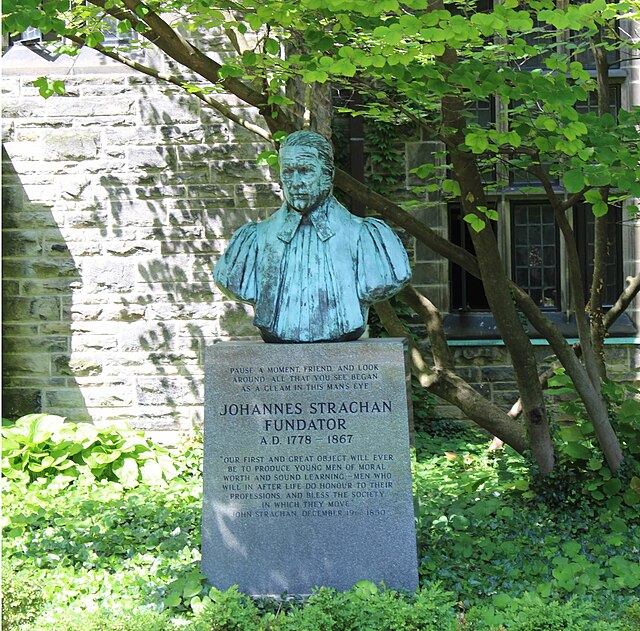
[202,339,418,595]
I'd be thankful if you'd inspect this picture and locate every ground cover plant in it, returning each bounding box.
[2,414,639,630]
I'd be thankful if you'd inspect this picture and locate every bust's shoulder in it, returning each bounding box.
[228,220,258,242]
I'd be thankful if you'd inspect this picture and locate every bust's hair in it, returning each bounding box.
[280,131,334,177]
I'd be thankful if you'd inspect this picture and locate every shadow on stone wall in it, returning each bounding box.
[2,146,90,422]
[90,94,279,433]
[2,65,280,437]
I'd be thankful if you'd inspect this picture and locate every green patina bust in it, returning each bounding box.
[214,131,411,343]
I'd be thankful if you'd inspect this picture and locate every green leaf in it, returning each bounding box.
[602,478,622,497]
[352,580,379,599]
[301,69,329,84]
[465,131,489,154]
[29,414,65,444]
[562,169,585,193]
[563,442,591,460]
[562,540,581,557]
[264,37,280,55]
[33,77,54,99]
[113,458,139,487]
[592,200,608,217]
[183,572,206,599]
[256,150,278,168]
[463,214,486,233]
[140,460,165,485]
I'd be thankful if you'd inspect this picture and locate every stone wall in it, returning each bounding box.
[2,44,276,442]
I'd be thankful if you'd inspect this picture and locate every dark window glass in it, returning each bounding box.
[574,204,622,307]
[449,203,495,310]
[511,201,560,309]
[575,84,622,118]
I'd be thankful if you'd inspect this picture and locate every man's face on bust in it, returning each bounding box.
[280,146,331,214]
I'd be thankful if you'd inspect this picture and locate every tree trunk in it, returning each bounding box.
[439,68,555,474]
[374,298,527,453]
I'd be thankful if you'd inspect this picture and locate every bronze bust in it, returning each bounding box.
[214,131,411,343]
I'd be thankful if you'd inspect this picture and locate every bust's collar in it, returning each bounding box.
[277,198,335,243]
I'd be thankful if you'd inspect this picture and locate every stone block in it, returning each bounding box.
[2,388,42,419]
[160,123,228,144]
[132,184,188,200]
[82,258,136,292]
[2,120,15,143]
[20,278,76,296]
[1,210,58,230]
[44,389,87,408]
[234,183,282,210]
[159,170,211,186]
[53,353,102,376]
[1,353,50,376]
[2,296,60,322]
[492,390,519,409]
[3,281,19,296]
[482,366,518,384]
[118,321,176,352]
[81,382,133,407]
[208,160,270,184]
[160,239,223,256]
[71,335,118,352]
[139,93,200,125]
[202,339,418,595]
[190,256,216,283]
[43,130,100,161]
[1,324,39,337]
[135,376,203,406]
[1,185,24,212]
[46,96,136,118]
[104,125,158,146]
[2,335,68,354]
[202,207,260,236]
[411,261,446,287]
[127,146,176,170]
[2,257,80,281]
[218,302,257,337]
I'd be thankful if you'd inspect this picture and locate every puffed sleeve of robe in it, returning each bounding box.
[213,222,259,304]
[356,218,411,305]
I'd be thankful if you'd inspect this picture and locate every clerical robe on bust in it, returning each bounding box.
[214,131,411,343]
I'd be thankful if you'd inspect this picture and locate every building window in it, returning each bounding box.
[511,201,560,309]
[449,203,492,311]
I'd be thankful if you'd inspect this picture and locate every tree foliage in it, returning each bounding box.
[3,0,640,474]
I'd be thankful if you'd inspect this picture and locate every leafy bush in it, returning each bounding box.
[1,560,45,630]
[189,582,459,630]
[466,592,623,630]
[2,414,177,487]
[624,600,640,630]
[189,586,262,630]
[543,373,640,507]
[23,609,171,631]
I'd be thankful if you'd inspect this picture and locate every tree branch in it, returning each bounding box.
[65,34,273,142]
[605,272,640,330]
[398,285,454,372]
[374,297,527,453]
